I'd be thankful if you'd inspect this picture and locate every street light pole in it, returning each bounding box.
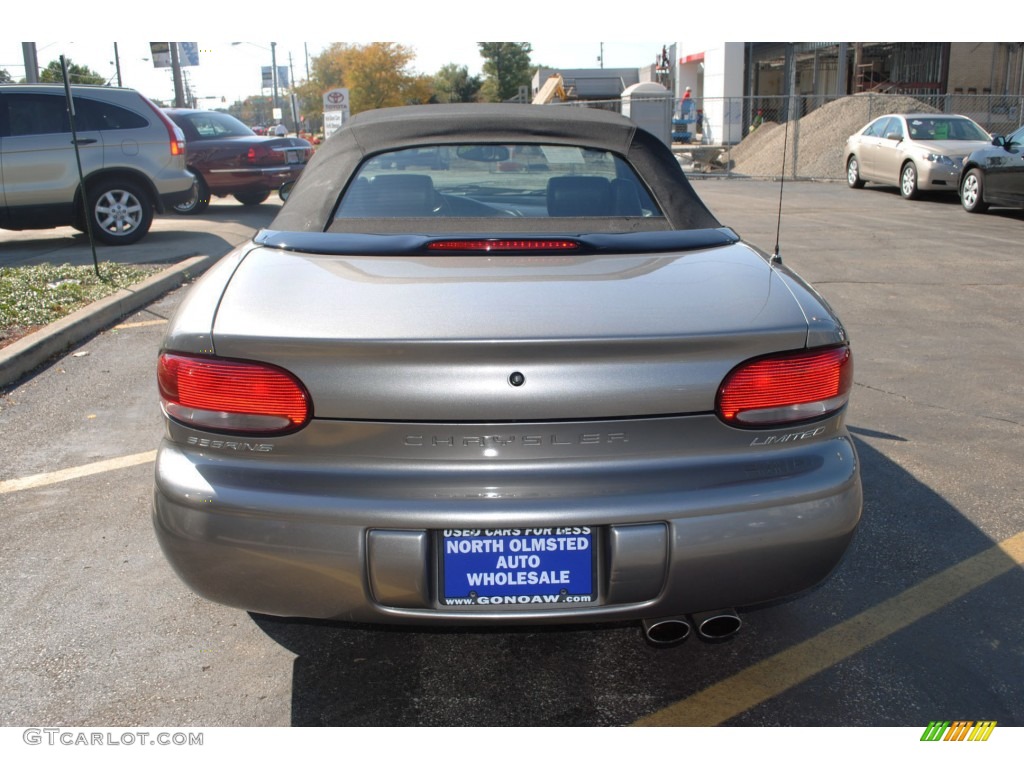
[271,42,280,122]
[232,42,282,126]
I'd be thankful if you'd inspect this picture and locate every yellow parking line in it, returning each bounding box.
[0,450,157,495]
[634,530,1024,727]
[113,319,167,330]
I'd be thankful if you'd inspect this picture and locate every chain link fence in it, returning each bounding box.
[729,92,1024,138]
[550,93,1024,180]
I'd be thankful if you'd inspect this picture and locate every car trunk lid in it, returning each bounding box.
[210,240,810,421]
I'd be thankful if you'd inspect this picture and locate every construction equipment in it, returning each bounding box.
[532,74,568,104]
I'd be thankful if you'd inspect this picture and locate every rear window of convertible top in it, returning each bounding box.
[330,144,666,225]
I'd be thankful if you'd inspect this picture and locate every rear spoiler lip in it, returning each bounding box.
[252,227,742,256]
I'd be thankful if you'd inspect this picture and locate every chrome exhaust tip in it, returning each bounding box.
[691,608,742,640]
[641,616,692,646]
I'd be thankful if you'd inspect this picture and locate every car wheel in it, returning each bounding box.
[960,168,988,213]
[234,190,270,206]
[846,156,865,188]
[88,179,153,246]
[174,175,210,215]
[900,162,920,199]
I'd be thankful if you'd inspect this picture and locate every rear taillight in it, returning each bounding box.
[142,95,185,156]
[717,346,852,427]
[171,126,185,156]
[158,353,311,434]
[247,145,273,164]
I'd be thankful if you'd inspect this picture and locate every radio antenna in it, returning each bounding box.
[772,115,789,265]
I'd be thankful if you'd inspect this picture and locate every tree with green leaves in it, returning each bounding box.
[0,69,12,84]
[432,63,482,104]
[38,59,105,85]
[295,42,432,122]
[478,43,534,102]
[225,95,275,128]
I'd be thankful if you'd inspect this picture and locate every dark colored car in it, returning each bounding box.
[153,104,861,645]
[164,109,312,214]
[959,123,1024,213]
[0,84,194,245]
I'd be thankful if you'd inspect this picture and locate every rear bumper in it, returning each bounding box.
[206,166,305,195]
[153,421,862,624]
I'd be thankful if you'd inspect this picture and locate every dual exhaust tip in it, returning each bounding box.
[642,609,742,646]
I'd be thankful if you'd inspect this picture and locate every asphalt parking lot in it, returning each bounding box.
[1,185,1022,732]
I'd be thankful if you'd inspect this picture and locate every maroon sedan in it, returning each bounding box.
[165,109,312,214]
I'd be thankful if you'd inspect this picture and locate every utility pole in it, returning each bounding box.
[22,42,39,83]
[170,43,186,107]
[113,43,123,87]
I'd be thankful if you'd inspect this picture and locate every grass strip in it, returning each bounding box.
[0,263,159,348]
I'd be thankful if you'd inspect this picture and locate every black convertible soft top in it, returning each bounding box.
[271,103,721,233]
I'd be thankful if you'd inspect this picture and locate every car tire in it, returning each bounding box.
[88,178,153,246]
[846,156,865,189]
[174,174,210,215]
[900,162,920,200]
[234,190,270,206]
[960,168,988,213]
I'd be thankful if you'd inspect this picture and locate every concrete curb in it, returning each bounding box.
[0,255,214,389]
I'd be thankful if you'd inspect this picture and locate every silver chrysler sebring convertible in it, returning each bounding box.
[153,104,861,645]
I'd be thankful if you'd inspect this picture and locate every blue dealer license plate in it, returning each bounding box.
[440,528,596,607]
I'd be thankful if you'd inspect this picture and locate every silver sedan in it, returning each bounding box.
[845,112,992,199]
[153,104,862,646]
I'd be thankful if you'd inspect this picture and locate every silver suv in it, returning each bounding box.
[0,84,194,245]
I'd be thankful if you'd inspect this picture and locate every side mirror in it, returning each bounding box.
[279,180,295,202]
[990,135,1006,148]
[885,132,903,142]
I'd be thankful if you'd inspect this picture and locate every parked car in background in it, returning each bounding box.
[164,109,312,214]
[845,113,992,199]
[153,104,861,646]
[959,123,1024,213]
[388,146,450,170]
[0,84,193,245]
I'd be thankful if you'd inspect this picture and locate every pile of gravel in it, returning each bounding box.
[724,120,781,167]
[726,94,941,180]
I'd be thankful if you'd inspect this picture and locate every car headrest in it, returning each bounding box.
[338,174,436,217]
[546,176,612,217]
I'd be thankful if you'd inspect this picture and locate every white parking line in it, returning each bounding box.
[0,450,157,494]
